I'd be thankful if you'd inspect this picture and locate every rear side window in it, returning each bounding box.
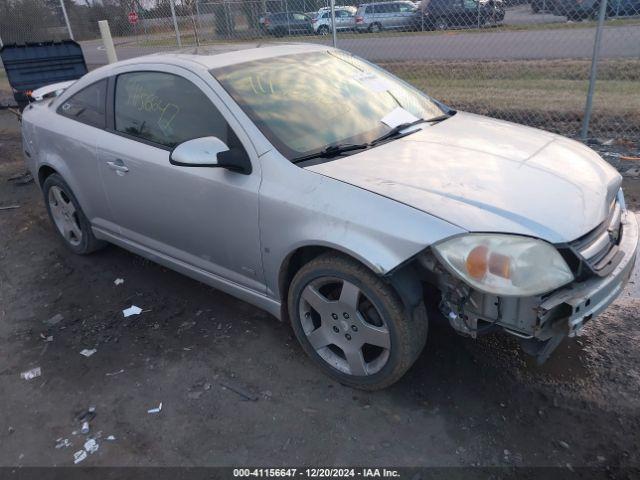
[57,79,107,129]
[114,71,229,148]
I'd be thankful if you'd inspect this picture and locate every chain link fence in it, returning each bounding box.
[1,0,639,141]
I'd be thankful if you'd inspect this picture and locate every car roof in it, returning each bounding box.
[90,44,331,77]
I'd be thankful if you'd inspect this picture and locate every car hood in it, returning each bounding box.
[306,112,622,243]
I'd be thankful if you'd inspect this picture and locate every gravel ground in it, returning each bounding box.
[1,111,640,474]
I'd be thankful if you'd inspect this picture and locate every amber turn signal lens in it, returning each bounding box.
[465,245,489,279]
[488,252,511,279]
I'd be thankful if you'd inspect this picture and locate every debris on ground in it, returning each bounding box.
[83,438,99,454]
[220,381,258,401]
[43,313,63,326]
[55,438,72,449]
[114,278,124,286]
[623,167,640,178]
[106,435,116,441]
[0,204,20,211]
[558,440,570,450]
[621,155,640,162]
[147,402,163,414]
[122,305,142,318]
[73,449,87,464]
[80,422,90,435]
[79,349,97,357]
[105,369,124,377]
[7,171,34,186]
[20,367,42,380]
[78,406,96,434]
[40,333,53,342]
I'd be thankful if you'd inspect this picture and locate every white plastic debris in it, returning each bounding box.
[122,305,142,317]
[105,369,124,377]
[20,367,42,380]
[81,421,90,435]
[55,438,72,449]
[114,278,124,286]
[84,439,99,454]
[147,402,163,414]
[106,435,116,441]
[73,449,87,464]
[80,349,97,357]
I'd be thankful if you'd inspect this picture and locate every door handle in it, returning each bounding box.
[106,160,129,174]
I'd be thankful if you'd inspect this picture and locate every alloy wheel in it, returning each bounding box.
[48,186,82,247]
[298,277,391,376]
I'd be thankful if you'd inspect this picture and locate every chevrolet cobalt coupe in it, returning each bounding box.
[21,45,638,390]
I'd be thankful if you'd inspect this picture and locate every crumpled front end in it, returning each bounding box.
[416,200,638,364]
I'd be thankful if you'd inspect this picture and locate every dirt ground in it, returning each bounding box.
[1,110,640,473]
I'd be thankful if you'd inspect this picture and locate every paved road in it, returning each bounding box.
[82,24,640,66]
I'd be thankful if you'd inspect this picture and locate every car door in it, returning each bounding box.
[397,2,416,28]
[382,3,400,28]
[95,65,265,293]
[461,0,481,25]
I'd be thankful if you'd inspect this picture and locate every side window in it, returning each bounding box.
[57,79,107,129]
[399,3,413,12]
[463,0,477,8]
[388,3,401,12]
[292,13,307,20]
[114,71,229,148]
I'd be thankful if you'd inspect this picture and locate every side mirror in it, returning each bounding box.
[170,136,252,174]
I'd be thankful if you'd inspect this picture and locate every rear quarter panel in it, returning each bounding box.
[21,102,111,225]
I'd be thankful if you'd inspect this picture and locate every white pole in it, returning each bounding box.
[0,33,3,48]
[98,20,118,64]
[169,0,182,47]
[59,0,75,40]
[330,0,337,47]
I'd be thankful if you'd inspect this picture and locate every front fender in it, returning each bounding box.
[259,151,464,299]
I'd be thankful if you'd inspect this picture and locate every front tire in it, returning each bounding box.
[43,173,106,255]
[317,25,330,35]
[368,22,382,33]
[288,253,428,390]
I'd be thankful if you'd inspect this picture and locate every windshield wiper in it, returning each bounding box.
[291,143,369,164]
[369,113,454,146]
[291,112,454,164]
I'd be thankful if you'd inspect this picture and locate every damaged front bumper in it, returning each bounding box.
[420,210,638,363]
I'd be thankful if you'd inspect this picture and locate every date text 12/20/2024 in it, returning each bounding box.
[233,469,401,478]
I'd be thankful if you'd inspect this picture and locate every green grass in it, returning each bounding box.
[382,59,640,136]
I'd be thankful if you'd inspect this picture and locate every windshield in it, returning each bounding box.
[211,51,445,161]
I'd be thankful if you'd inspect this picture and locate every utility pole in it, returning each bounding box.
[59,0,75,40]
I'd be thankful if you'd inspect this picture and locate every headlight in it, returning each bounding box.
[432,234,574,296]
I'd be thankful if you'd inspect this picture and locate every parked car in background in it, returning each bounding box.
[313,6,357,34]
[355,1,418,32]
[263,12,314,36]
[414,0,505,30]
[530,0,560,13]
[551,0,640,19]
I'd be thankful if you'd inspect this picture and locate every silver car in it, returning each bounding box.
[355,1,418,32]
[21,45,638,390]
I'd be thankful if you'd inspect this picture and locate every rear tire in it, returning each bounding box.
[43,173,106,255]
[288,253,428,390]
[368,22,382,33]
[318,25,330,35]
